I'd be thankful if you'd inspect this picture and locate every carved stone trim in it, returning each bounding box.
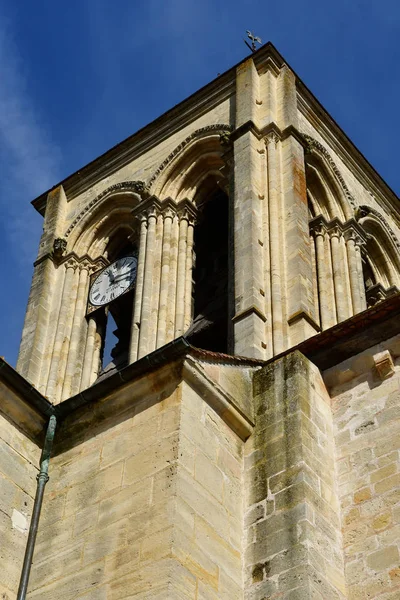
[64,181,145,239]
[146,124,233,193]
[132,195,198,225]
[59,252,107,271]
[303,135,356,209]
[356,205,400,252]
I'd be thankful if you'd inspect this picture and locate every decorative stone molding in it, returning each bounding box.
[265,131,280,146]
[303,134,356,210]
[309,215,328,238]
[356,205,400,252]
[64,181,145,239]
[132,195,197,224]
[373,349,395,380]
[342,218,368,246]
[146,124,232,193]
[59,252,107,272]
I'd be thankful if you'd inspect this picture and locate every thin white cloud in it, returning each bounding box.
[0,17,61,265]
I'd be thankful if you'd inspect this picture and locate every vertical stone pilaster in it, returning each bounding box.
[245,351,347,599]
[277,65,298,131]
[232,56,267,359]
[17,185,68,387]
[235,57,258,127]
[282,134,319,345]
[266,131,284,355]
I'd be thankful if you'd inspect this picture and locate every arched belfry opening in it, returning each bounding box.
[98,236,138,378]
[188,186,230,353]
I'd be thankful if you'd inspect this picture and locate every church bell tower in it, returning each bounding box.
[8,43,400,600]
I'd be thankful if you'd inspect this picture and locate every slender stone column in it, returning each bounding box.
[312,223,332,331]
[184,219,195,330]
[149,214,164,352]
[175,214,189,337]
[90,319,104,385]
[80,315,97,390]
[46,260,77,401]
[138,208,157,358]
[61,263,90,400]
[345,228,365,315]
[266,132,284,354]
[356,242,367,311]
[310,234,320,327]
[129,216,148,363]
[166,215,179,342]
[156,209,173,348]
[329,225,348,323]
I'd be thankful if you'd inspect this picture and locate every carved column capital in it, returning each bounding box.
[265,131,280,146]
[328,225,342,240]
[65,257,79,271]
[309,216,328,239]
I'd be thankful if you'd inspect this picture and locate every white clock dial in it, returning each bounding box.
[89,256,138,307]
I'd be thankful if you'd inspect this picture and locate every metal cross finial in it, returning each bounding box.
[245,30,262,52]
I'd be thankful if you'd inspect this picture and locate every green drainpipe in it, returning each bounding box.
[17,415,57,600]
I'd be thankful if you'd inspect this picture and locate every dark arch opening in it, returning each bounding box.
[187,188,229,353]
[95,238,138,381]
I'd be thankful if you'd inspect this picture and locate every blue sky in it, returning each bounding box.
[0,0,399,367]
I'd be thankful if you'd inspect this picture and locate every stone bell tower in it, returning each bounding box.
[3,42,399,600]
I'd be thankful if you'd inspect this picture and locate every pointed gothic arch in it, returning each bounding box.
[148,124,232,202]
[67,187,142,258]
[357,206,400,290]
[65,181,144,253]
[304,135,354,221]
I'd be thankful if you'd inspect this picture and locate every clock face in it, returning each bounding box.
[89,256,138,307]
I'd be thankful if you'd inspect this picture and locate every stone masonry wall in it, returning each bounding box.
[327,334,400,599]
[29,368,245,599]
[245,351,346,599]
[0,409,40,599]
